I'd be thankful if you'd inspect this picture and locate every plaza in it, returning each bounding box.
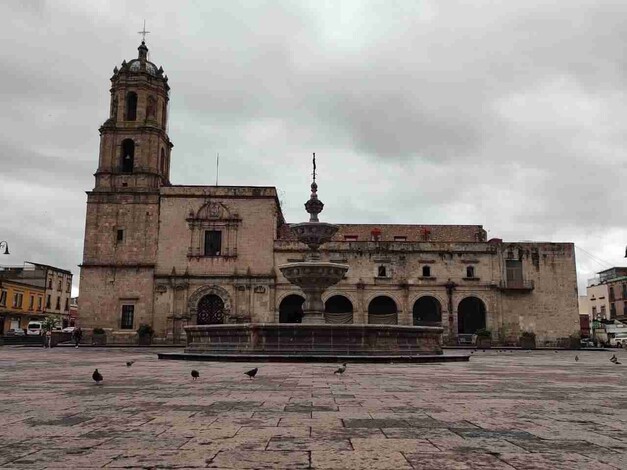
[0,347,626,469]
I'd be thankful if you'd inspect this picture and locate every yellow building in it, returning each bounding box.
[0,279,45,334]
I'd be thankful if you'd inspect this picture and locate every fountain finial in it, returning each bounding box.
[304,152,324,222]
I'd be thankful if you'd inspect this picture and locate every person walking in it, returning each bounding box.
[72,327,83,348]
[44,329,52,349]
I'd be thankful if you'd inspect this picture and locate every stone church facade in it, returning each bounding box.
[79,42,580,345]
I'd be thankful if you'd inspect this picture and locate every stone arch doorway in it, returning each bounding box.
[413,296,442,325]
[368,296,398,325]
[197,294,225,325]
[324,295,353,324]
[457,297,486,334]
[279,294,305,323]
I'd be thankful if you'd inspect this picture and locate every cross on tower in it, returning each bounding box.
[312,152,317,182]
[138,20,150,42]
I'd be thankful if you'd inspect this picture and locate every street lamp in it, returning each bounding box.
[0,241,8,255]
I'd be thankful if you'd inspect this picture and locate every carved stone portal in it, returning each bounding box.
[187,285,232,324]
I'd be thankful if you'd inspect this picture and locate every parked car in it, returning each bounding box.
[61,326,75,333]
[26,321,43,336]
[609,334,627,348]
[5,328,26,336]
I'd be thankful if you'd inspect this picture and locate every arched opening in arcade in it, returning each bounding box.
[197,294,225,325]
[457,297,486,334]
[279,294,304,323]
[368,296,398,325]
[413,296,442,326]
[324,295,353,324]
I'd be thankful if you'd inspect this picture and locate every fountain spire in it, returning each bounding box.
[305,153,324,222]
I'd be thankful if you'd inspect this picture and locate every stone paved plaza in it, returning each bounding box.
[0,347,626,469]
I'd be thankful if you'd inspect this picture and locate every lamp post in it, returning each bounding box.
[0,241,8,255]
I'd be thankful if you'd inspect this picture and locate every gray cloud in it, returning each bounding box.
[1,0,626,295]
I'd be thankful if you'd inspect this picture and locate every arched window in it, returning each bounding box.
[126,92,138,121]
[413,296,442,325]
[457,297,486,334]
[324,295,353,324]
[121,139,135,173]
[466,266,475,278]
[279,295,304,323]
[160,148,166,175]
[368,296,398,325]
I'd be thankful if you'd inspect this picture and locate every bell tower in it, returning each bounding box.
[80,40,172,333]
[94,40,173,191]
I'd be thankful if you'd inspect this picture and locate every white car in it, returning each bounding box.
[609,334,627,348]
[26,321,43,336]
[61,327,75,333]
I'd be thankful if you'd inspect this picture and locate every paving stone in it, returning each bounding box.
[350,437,439,452]
[498,452,619,469]
[206,450,309,469]
[404,451,516,469]
[104,449,216,468]
[311,450,413,469]
[7,448,122,468]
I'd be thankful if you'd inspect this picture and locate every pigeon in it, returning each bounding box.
[575,355,579,362]
[610,355,617,363]
[92,368,103,385]
[126,360,135,367]
[191,369,199,380]
[245,367,258,379]
[334,363,347,375]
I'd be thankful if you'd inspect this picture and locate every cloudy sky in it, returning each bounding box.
[1,0,626,295]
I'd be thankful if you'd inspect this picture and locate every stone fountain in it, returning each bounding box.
[278,173,349,324]
[162,156,461,363]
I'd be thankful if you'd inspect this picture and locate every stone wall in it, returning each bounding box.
[496,243,579,344]
[78,267,155,332]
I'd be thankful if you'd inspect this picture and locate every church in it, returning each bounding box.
[79,41,580,346]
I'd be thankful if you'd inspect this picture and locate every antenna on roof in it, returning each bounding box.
[216,153,219,186]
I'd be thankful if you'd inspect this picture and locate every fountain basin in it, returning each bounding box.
[289,222,339,250]
[182,323,443,356]
[279,261,349,289]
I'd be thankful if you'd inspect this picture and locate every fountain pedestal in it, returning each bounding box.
[279,260,349,324]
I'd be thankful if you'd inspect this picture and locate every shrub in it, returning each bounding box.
[93,327,105,335]
[137,324,154,337]
[475,328,492,339]
[520,331,536,339]
[41,315,61,332]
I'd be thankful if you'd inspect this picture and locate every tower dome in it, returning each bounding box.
[113,41,166,80]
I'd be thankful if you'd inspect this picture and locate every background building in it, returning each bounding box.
[0,262,73,329]
[0,279,45,333]
[586,267,627,321]
[79,42,580,345]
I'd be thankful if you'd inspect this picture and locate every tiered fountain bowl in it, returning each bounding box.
[163,160,460,363]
